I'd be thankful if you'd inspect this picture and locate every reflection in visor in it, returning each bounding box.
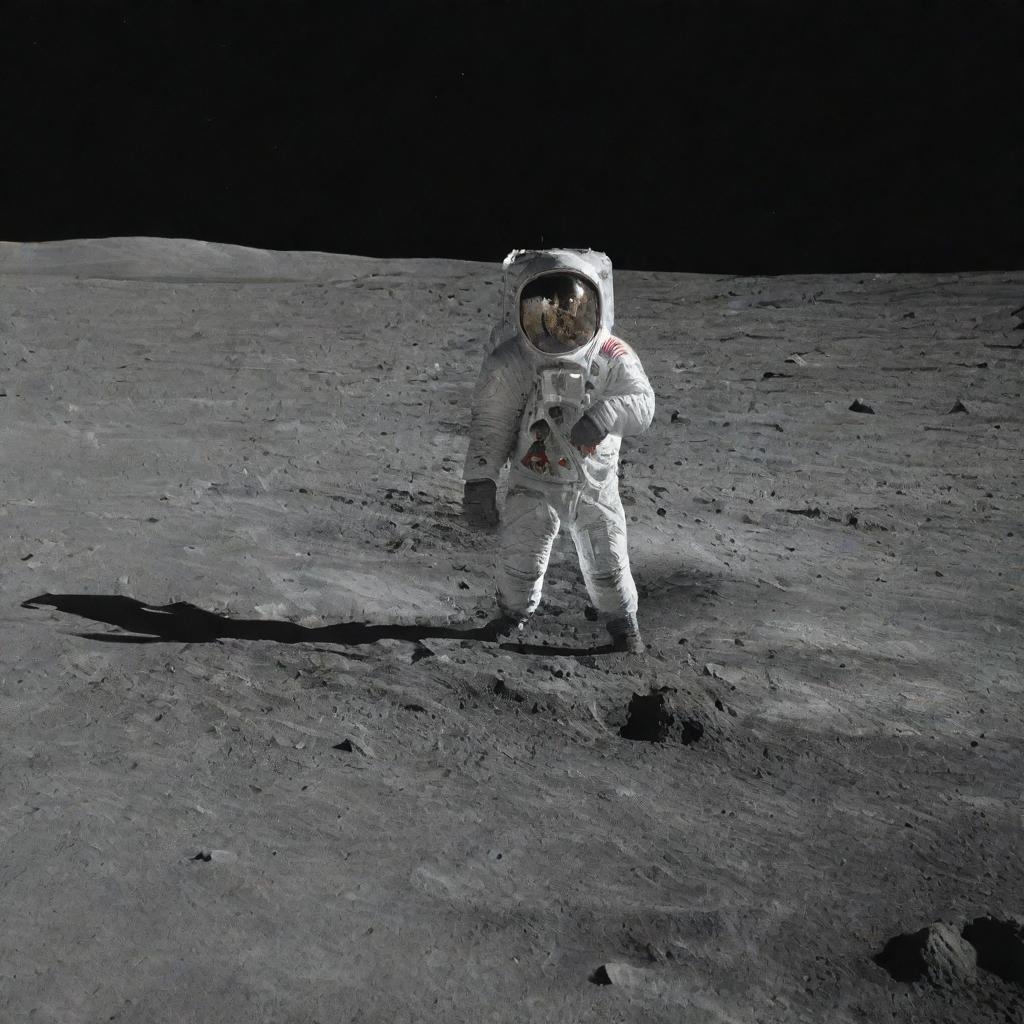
[519,273,600,352]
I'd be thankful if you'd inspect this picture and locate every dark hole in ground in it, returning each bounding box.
[873,929,929,982]
[333,739,354,752]
[619,691,674,743]
[192,851,212,862]
[589,965,612,986]
[962,916,1024,984]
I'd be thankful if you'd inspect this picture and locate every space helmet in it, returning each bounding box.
[518,271,601,354]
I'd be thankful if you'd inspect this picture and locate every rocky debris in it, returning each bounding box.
[712,697,738,718]
[874,921,977,985]
[588,962,656,988]
[190,849,237,864]
[776,506,886,530]
[589,962,649,986]
[587,961,685,998]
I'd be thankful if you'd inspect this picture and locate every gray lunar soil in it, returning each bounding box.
[2,237,1023,1023]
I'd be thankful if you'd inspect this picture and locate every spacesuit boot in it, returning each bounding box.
[483,610,528,641]
[606,613,645,655]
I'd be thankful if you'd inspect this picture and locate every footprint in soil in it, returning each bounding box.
[493,678,525,703]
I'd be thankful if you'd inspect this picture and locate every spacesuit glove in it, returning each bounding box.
[463,478,499,530]
[569,412,607,450]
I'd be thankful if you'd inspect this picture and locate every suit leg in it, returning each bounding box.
[570,494,638,619]
[495,486,562,617]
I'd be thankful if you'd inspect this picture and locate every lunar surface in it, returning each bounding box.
[2,237,1022,1023]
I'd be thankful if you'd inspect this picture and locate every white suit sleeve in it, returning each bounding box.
[462,334,532,484]
[587,351,655,438]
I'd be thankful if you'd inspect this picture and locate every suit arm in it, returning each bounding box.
[586,353,655,438]
[462,338,530,483]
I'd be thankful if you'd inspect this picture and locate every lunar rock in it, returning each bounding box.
[874,922,977,986]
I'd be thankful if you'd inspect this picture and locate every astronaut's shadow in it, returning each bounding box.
[21,593,617,657]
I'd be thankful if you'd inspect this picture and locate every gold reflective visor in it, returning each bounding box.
[519,272,600,352]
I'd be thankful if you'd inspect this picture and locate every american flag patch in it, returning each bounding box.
[600,336,631,360]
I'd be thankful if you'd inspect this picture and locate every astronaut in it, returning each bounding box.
[462,248,655,654]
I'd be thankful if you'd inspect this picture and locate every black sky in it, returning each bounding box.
[3,0,1022,273]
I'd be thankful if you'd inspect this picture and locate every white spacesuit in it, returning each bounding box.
[462,248,655,653]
